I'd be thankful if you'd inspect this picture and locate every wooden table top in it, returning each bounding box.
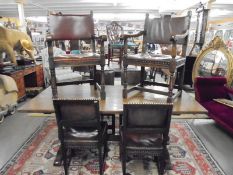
[18,84,207,115]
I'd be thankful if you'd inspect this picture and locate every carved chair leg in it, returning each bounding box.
[104,139,108,159]
[167,71,176,103]
[123,65,128,98]
[119,114,123,126]
[108,44,111,66]
[164,148,171,170]
[111,114,115,135]
[119,48,123,69]
[178,65,185,96]
[157,155,165,175]
[153,68,159,82]
[61,146,68,175]
[140,66,145,87]
[119,143,122,160]
[93,66,97,90]
[100,65,106,100]
[98,144,103,175]
[122,152,127,175]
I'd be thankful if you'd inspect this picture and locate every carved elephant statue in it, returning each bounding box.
[0,26,34,65]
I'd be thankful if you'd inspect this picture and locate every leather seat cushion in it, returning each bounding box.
[54,53,101,66]
[64,128,99,145]
[127,53,182,61]
[63,122,108,146]
[55,53,100,60]
[125,132,163,148]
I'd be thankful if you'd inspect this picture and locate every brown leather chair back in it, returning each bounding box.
[121,103,173,175]
[123,103,173,129]
[47,12,95,40]
[145,12,191,44]
[53,99,100,125]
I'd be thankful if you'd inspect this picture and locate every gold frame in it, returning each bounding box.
[192,36,233,86]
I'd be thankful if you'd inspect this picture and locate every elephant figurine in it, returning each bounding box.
[0,26,34,65]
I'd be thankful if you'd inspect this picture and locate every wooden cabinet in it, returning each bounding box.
[1,64,44,100]
[36,64,44,87]
[10,71,25,99]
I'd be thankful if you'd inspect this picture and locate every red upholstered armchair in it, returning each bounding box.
[194,77,233,134]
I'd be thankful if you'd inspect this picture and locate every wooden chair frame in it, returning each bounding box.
[53,98,108,175]
[122,12,192,102]
[120,102,173,175]
[47,11,107,100]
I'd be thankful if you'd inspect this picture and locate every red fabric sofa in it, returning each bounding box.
[194,77,233,135]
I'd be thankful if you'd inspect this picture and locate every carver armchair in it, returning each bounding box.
[53,99,108,175]
[122,12,191,102]
[47,11,106,99]
[120,102,173,175]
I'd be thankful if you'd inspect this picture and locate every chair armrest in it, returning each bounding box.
[121,31,145,40]
[170,30,189,42]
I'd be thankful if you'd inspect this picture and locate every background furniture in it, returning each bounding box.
[183,4,209,88]
[122,12,192,102]
[194,77,233,134]
[47,11,106,99]
[121,68,146,85]
[120,103,173,175]
[53,99,108,175]
[106,21,124,67]
[183,56,197,87]
[106,21,139,68]
[0,64,44,100]
[40,44,83,88]
[96,67,115,85]
[0,26,34,65]
[0,74,18,122]
[188,3,209,56]
[192,36,233,87]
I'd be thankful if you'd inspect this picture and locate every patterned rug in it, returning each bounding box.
[0,119,225,175]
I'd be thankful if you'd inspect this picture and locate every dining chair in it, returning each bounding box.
[53,98,108,175]
[106,21,124,67]
[120,102,173,175]
[47,11,106,99]
[106,21,139,68]
[122,12,192,102]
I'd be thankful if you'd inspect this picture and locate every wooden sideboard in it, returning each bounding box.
[1,64,44,100]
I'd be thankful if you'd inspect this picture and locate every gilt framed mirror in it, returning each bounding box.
[192,36,233,86]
